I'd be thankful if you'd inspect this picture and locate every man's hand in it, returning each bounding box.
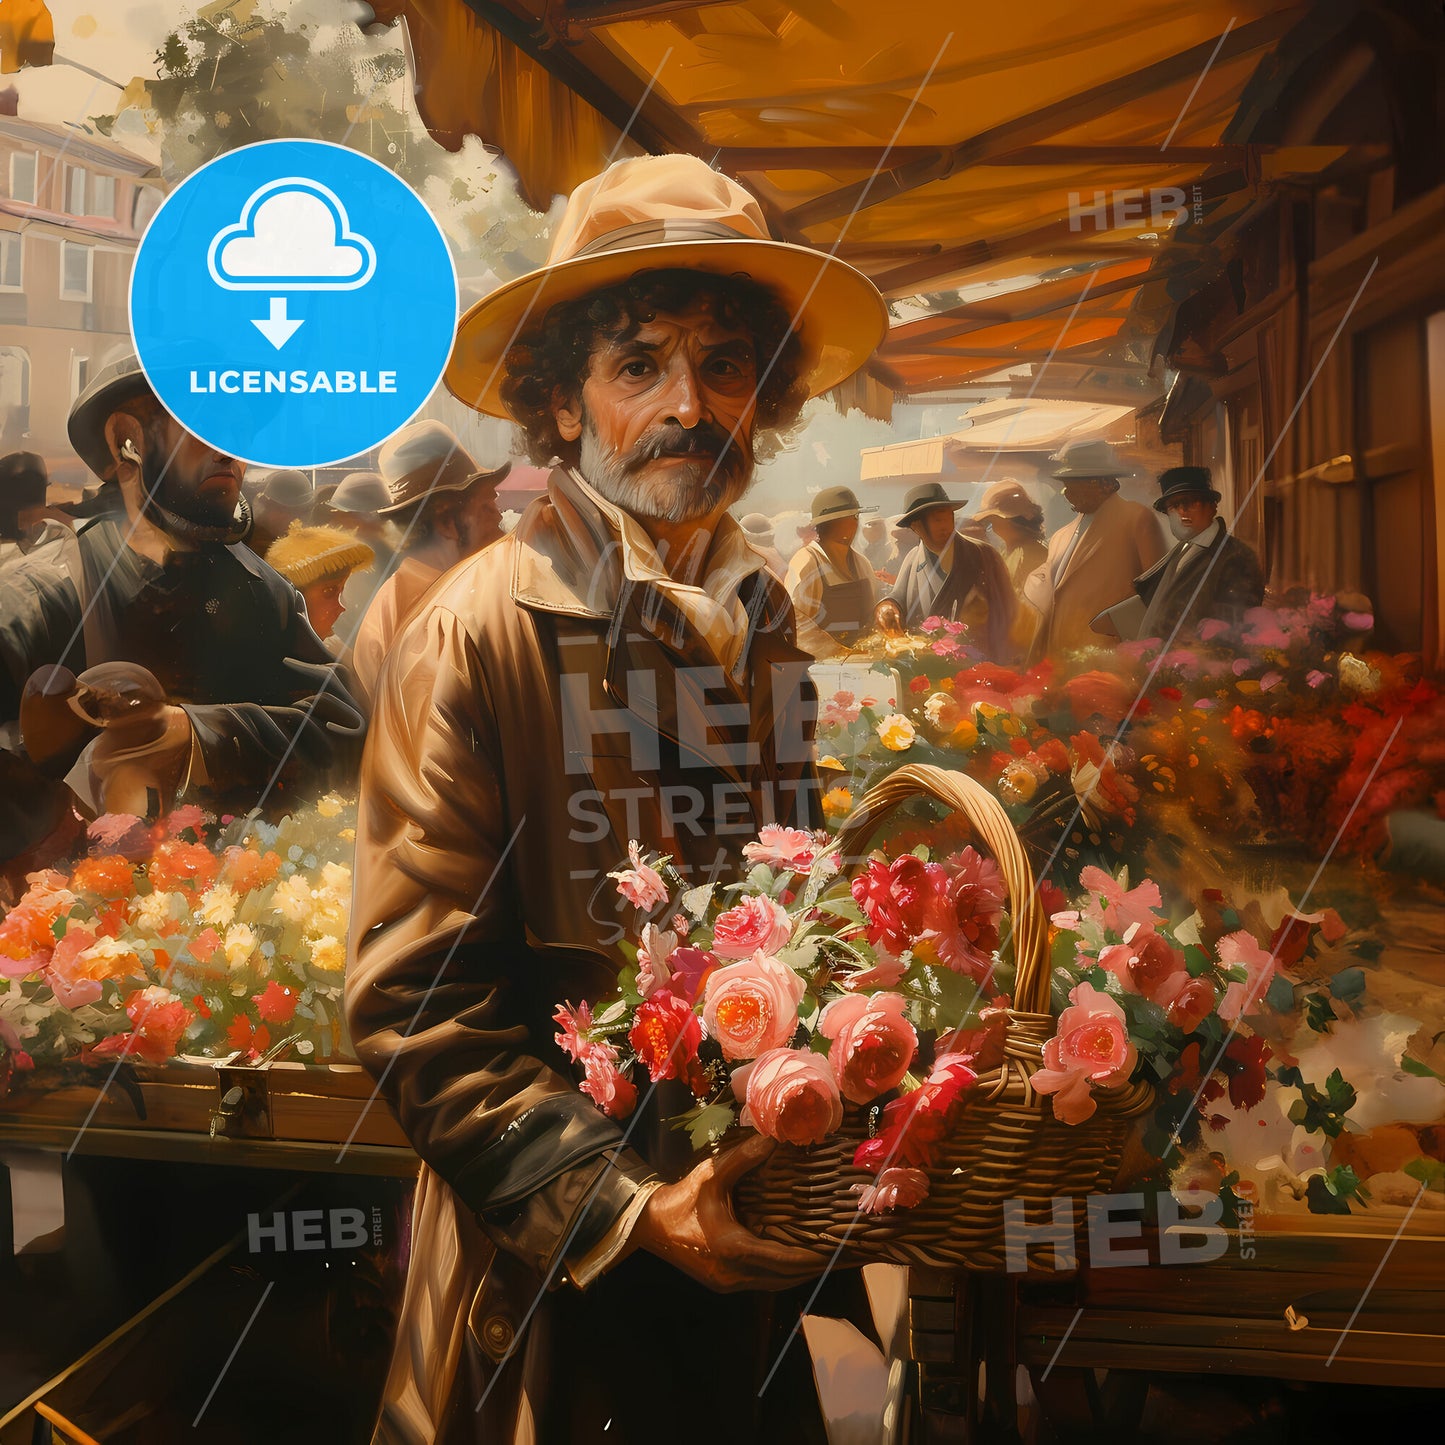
[628,1134,821,1292]
[875,599,904,636]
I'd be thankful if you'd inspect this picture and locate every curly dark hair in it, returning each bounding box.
[500,268,808,467]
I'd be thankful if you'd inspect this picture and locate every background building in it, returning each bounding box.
[0,114,164,493]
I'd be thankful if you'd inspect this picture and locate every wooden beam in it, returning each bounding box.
[721,144,1260,172]
[780,11,1298,233]
[552,0,748,39]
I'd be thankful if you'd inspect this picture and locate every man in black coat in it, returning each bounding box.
[1127,466,1265,640]
[0,354,362,820]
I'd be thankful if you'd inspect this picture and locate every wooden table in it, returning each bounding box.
[907,1213,1445,1441]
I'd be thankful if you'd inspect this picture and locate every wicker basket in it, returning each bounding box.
[732,763,1155,1271]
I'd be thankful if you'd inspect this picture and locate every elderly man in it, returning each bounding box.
[0,355,361,812]
[1022,438,1167,660]
[874,480,1016,658]
[348,420,509,708]
[1120,466,1265,639]
[347,152,886,1444]
[784,486,878,658]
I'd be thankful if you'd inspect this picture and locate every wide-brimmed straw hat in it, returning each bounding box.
[264,521,374,589]
[374,420,511,516]
[445,153,888,418]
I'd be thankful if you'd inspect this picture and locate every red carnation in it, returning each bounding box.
[628,990,703,1084]
[254,981,299,1025]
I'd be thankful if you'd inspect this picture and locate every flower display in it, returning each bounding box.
[818,992,917,1104]
[702,953,806,1061]
[734,1048,844,1146]
[1029,982,1136,1125]
[710,895,792,960]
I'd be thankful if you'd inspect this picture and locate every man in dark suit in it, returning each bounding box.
[1126,466,1265,639]
[874,480,1016,659]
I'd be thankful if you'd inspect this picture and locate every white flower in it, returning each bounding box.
[196,884,239,929]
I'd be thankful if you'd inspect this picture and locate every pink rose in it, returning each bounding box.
[820,690,862,727]
[733,1048,844,1146]
[710,894,792,960]
[607,841,669,912]
[742,824,827,875]
[702,952,806,1060]
[853,1166,931,1214]
[45,925,103,1009]
[628,990,703,1084]
[1029,981,1135,1126]
[1163,975,1217,1033]
[1097,931,1185,1002]
[818,992,917,1104]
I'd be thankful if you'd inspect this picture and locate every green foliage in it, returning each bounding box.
[1305,1165,1369,1215]
[1403,1157,1445,1191]
[1278,1066,1357,1137]
[672,1099,736,1151]
[1303,991,1337,1033]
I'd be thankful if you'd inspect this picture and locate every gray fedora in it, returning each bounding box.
[1048,438,1126,481]
[376,420,510,516]
[810,485,876,524]
[896,481,966,528]
[328,470,392,516]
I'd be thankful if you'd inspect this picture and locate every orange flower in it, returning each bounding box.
[70,855,138,899]
[222,846,282,893]
[147,840,218,894]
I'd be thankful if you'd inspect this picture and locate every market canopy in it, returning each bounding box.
[371,2,1375,412]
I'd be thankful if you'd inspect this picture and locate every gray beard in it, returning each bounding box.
[578,421,752,525]
[1168,515,1207,543]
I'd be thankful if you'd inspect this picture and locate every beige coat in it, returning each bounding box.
[1023,494,1167,660]
[346,468,820,1443]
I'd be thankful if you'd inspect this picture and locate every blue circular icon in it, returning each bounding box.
[130,139,457,468]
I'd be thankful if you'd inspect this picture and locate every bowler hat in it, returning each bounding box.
[896,481,966,529]
[67,353,157,480]
[447,153,887,418]
[1154,465,1221,512]
[375,420,510,516]
[0,451,47,507]
[328,471,392,516]
[810,486,876,524]
[259,469,314,510]
[1048,438,1126,481]
[738,512,776,544]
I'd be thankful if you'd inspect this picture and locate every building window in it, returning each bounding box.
[60,241,92,301]
[70,352,90,400]
[8,152,37,205]
[132,185,161,233]
[91,173,116,218]
[0,346,31,410]
[65,165,85,216]
[0,233,21,290]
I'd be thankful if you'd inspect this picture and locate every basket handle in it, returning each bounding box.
[829,763,1052,1015]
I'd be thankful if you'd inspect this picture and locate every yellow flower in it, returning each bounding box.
[308,935,346,972]
[271,873,312,924]
[316,793,346,819]
[817,754,846,770]
[876,714,916,751]
[320,861,352,897]
[196,884,238,929]
[923,692,959,729]
[950,720,980,750]
[998,762,1039,805]
[131,890,179,933]
[821,786,854,819]
[224,924,257,970]
[79,935,141,981]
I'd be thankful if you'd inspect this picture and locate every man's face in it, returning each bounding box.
[1166,494,1217,540]
[1062,478,1116,514]
[912,505,957,553]
[137,411,246,528]
[819,515,859,547]
[557,300,759,525]
[457,482,504,554]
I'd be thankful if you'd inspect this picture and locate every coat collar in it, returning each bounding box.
[1135,517,1229,586]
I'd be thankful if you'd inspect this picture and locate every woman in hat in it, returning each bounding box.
[264,522,375,650]
[974,479,1048,592]
[783,486,879,657]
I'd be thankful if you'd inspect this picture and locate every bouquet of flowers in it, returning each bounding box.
[0,796,358,1094]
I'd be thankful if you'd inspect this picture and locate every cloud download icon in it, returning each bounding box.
[207,178,379,351]
[130,139,457,468]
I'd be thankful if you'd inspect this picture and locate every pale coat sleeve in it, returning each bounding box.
[784,549,839,659]
[345,602,652,1280]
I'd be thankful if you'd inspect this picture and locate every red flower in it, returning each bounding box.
[1224,1034,1271,1110]
[1065,671,1138,727]
[1165,977,1216,1034]
[851,855,937,956]
[1169,1041,1204,1096]
[147,840,218,894]
[909,675,930,694]
[1034,737,1070,773]
[91,987,194,1064]
[919,847,1006,980]
[852,1053,978,1174]
[226,1014,271,1058]
[253,981,299,1024]
[628,990,703,1084]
